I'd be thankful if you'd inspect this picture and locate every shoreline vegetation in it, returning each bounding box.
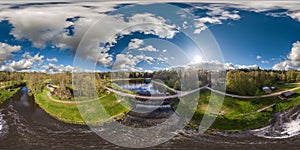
[0,87,21,104]
[34,88,130,125]
[1,70,300,132]
[35,82,300,132]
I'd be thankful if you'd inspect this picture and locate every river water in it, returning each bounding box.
[0,87,299,149]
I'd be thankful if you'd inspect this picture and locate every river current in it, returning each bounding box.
[0,87,299,149]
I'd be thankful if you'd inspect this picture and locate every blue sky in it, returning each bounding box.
[1,1,300,72]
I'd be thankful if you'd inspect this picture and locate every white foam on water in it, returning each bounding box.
[280,117,300,137]
[253,109,300,139]
[0,112,8,137]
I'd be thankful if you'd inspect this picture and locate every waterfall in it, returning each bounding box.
[253,105,300,139]
[0,110,8,137]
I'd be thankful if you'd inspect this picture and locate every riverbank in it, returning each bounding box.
[188,88,300,132]
[0,87,20,104]
[34,88,130,125]
[35,83,300,132]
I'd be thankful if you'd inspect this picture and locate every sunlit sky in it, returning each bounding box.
[1,1,300,73]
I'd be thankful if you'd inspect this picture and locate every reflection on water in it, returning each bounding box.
[116,82,169,95]
[0,87,299,149]
[116,81,179,128]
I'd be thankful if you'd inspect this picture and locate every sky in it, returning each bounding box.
[1,1,300,73]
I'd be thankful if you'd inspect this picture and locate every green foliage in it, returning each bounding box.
[189,90,280,131]
[0,88,20,104]
[226,70,300,96]
[34,88,130,124]
[35,89,84,124]
[25,72,45,94]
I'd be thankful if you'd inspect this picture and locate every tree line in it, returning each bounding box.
[2,69,300,96]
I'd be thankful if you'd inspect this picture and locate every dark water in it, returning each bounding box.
[0,87,299,149]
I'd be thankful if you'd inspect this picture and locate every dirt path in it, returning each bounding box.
[256,103,277,112]
[206,86,300,99]
[47,92,106,104]
[105,84,300,100]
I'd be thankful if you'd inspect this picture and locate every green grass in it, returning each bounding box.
[188,89,292,132]
[0,87,20,104]
[35,88,84,124]
[52,95,75,101]
[34,88,130,125]
[275,88,300,112]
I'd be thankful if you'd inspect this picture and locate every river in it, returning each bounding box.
[0,87,299,149]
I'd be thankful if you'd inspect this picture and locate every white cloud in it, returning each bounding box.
[42,63,74,73]
[139,45,158,52]
[128,38,158,52]
[0,52,44,71]
[0,42,21,64]
[287,41,300,67]
[192,5,241,34]
[112,53,155,71]
[128,39,144,50]
[0,2,178,67]
[112,54,140,71]
[205,1,300,22]
[224,63,235,70]
[261,60,269,64]
[273,41,300,70]
[236,64,259,70]
[46,57,58,63]
[224,62,259,70]
[272,60,293,70]
[256,55,262,59]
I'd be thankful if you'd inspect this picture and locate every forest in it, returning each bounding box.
[1,69,300,97]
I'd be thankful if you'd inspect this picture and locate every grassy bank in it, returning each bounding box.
[34,88,130,125]
[188,88,300,132]
[0,87,20,104]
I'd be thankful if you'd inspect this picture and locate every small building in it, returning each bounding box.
[262,86,272,93]
[279,91,295,100]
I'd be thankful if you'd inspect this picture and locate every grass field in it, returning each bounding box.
[188,87,300,132]
[35,88,130,125]
[0,87,20,104]
[35,82,300,131]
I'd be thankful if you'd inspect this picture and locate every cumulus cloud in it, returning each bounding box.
[287,41,300,67]
[138,45,158,52]
[0,52,44,71]
[42,63,74,73]
[112,53,156,71]
[236,64,259,70]
[192,5,241,34]
[199,1,300,23]
[128,39,144,50]
[112,54,141,71]
[224,63,235,70]
[273,41,300,70]
[224,62,259,70]
[256,55,262,59]
[2,1,300,72]
[46,57,58,63]
[0,42,21,64]
[261,60,269,64]
[272,60,293,70]
[0,2,178,67]
[128,38,158,52]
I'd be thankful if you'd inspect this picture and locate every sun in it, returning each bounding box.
[193,55,202,63]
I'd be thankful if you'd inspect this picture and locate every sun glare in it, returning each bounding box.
[193,55,202,63]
